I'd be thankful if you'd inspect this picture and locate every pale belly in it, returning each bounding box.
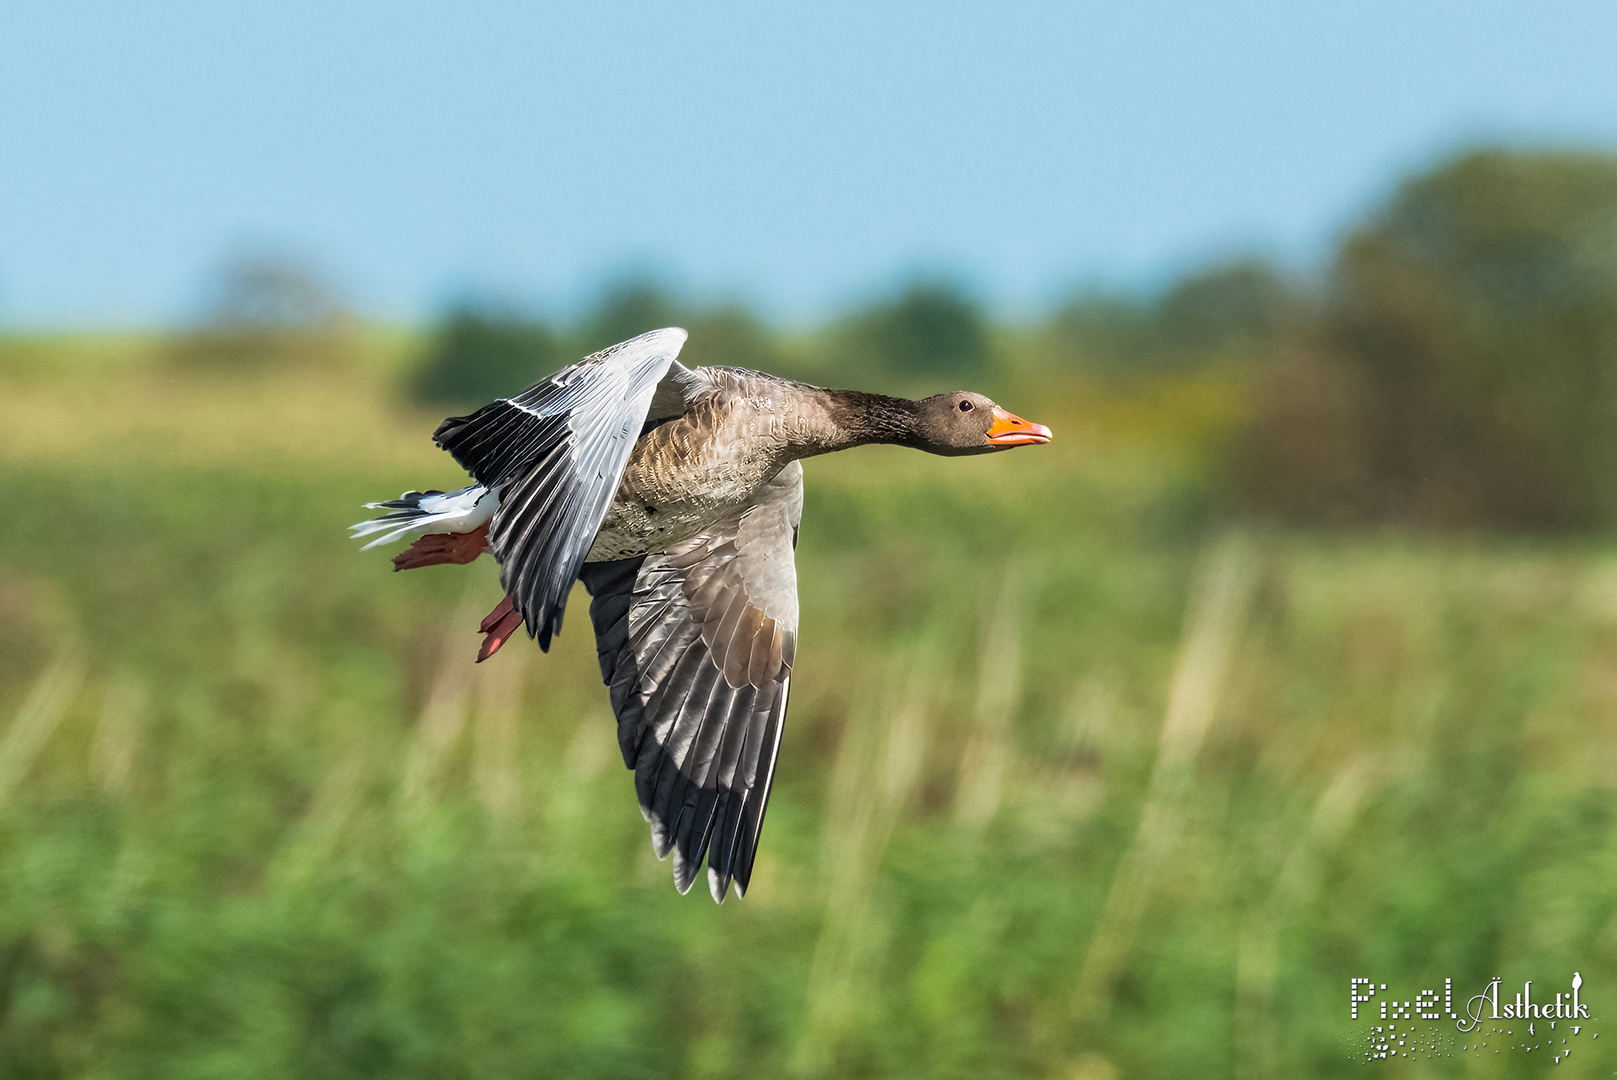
[579,386,802,562]
[583,428,789,562]
[584,494,724,562]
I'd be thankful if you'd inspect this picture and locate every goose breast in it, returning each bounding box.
[586,389,792,562]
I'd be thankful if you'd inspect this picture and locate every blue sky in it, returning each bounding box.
[4,0,1616,326]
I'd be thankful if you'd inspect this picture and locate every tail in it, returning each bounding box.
[354,483,522,661]
[348,484,498,551]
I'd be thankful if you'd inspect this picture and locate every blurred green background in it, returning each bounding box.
[4,148,1617,1078]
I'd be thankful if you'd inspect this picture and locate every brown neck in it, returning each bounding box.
[793,389,923,457]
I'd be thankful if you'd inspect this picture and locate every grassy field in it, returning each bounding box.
[1,334,1614,1078]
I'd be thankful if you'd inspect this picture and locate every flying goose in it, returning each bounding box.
[351,328,1051,901]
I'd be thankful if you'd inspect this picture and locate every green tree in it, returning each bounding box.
[1157,259,1296,352]
[576,279,681,355]
[1242,148,1617,529]
[168,253,353,373]
[572,281,781,373]
[411,306,563,406]
[1049,259,1295,371]
[680,306,781,373]
[840,279,991,376]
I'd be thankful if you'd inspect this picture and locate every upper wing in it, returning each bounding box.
[580,462,803,902]
[433,328,697,649]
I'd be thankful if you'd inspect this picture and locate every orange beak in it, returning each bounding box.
[987,406,1053,447]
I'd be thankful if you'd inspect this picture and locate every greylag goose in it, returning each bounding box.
[351,328,1051,901]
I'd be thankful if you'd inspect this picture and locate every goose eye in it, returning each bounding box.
[958,400,974,412]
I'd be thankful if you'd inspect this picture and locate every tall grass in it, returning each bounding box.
[0,338,1614,1078]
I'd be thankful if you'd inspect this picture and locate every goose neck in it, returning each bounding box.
[798,389,921,455]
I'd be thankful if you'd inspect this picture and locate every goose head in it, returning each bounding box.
[910,392,1053,456]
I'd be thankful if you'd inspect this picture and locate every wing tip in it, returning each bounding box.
[672,847,698,894]
[708,866,734,904]
[645,326,688,350]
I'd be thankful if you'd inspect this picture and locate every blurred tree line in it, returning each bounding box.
[167,252,357,372]
[1238,148,1617,530]
[1046,259,1301,373]
[179,147,1617,534]
[411,281,789,405]
[409,276,998,407]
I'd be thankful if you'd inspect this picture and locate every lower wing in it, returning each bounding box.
[579,463,802,901]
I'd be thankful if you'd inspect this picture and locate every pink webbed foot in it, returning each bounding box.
[477,594,524,662]
[393,523,490,571]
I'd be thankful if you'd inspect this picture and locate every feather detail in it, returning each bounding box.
[349,484,498,550]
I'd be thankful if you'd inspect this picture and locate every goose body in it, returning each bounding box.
[352,328,1050,901]
[588,368,805,560]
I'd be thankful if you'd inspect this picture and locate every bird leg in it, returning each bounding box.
[476,594,524,662]
[392,523,490,571]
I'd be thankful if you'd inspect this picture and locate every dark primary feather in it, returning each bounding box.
[432,328,689,649]
[373,489,446,508]
[580,462,802,901]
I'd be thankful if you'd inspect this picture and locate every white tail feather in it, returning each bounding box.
[348,484,498,551]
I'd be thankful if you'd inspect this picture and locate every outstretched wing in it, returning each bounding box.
[580,462,802,902]
[433,328,696,649]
